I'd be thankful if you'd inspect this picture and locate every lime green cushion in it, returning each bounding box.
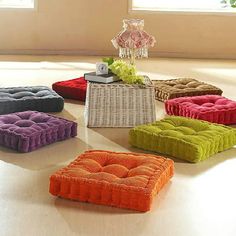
[129,116,236,163]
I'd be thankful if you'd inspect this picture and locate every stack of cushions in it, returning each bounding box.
[52,77,87,101]
[49,150,174,212]
[165,95,236,124]
[0,111,77,152]
[129,116,236,163]
[152,78,222,102]
[0,86,64,114]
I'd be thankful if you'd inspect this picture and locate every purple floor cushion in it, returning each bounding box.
[0,111,77,152]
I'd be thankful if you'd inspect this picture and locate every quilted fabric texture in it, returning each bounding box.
[0,86,64,114]
[129,116,236,163]
[52,77,87,101]
[0,111,77,152]
[152,78,223,102]
[165,95,236,125]
[49,150,174,212]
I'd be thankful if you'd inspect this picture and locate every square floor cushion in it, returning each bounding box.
[152,78,223,102]
[129,116,236,163]
[49,150,174,212]
[0,86,64,114]
[165,95,236,125]
[52,77,87,101]
[0,111,77,152]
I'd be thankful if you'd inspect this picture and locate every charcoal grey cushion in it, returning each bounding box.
[0,86,64,114]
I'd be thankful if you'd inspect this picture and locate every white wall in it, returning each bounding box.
[0,0,236,58]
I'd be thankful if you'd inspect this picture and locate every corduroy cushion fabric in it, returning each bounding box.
[0,86,64,114]
[165,95,236,125]
[0,111,77,152]
[152,78,223,102]
[49,150,174,212]
[129,116,236,163]
[52,77,87,101]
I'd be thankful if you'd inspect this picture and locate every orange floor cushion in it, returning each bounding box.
[49,150,174,212]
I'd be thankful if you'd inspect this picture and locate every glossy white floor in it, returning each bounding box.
[0,55,236,236]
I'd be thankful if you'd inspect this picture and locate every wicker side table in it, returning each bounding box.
[84,77,156,127]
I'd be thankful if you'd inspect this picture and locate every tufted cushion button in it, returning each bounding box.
[80,153,108,167]
[87,172,119,181]
[128,166,155,178]
[65,168,90,178]
[186,81,199,88]
[174,84,187,89]
[13,91,35,99]
[14,120,35,127]
[102,164,129,178]
[116,176,148,188]
[177,78,193,85]
[174,126,196,135]
[215,99,229,105]
[14,127,38,135]
[165,81,176,86]
[0,124,17,129]
[35,90,51,97]
[160,130,184,138]
[197,85,214,90]
[76,159,102,173]
[30,114,50,123]
[2,115,21,124]
[201,102,215,107]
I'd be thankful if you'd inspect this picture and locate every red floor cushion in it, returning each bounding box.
[165,95,236,124]
[52,77,87,101]
[49,150,174,212]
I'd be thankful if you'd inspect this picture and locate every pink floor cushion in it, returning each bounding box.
[165,95,236,124]
[52,77,87,101]
[0,111,77,152]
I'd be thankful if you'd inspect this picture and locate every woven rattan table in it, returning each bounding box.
[84,77,156,127]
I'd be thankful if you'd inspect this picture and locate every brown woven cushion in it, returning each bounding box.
[152,78,223,102]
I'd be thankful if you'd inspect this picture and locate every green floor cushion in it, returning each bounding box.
[129,116,236,163]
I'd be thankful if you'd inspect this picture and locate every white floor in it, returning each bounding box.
[0,55,236,236]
